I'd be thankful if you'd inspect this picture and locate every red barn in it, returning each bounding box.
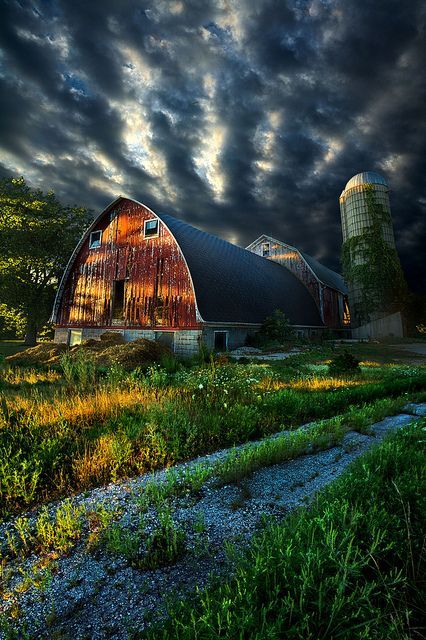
[52,197,325,355]
[246,235,350,332]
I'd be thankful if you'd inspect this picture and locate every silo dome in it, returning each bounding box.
[344,172,388,191]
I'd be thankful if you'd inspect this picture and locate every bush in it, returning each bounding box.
[327,349,360,375]
[251,309,295,348]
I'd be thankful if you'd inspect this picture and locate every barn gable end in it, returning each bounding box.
[54,198,200,332]
[246,235,350,330]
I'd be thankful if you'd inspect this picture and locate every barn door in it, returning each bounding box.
[112,280,125,322]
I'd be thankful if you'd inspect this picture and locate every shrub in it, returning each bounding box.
[327,349,360,375]
[250,309,295,348]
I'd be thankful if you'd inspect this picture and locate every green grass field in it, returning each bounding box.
[0,342,425,638]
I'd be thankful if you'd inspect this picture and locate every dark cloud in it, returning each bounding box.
[0,0,425,292]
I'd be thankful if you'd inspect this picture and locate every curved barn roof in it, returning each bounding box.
[246,235,347,294]
[52,197,323,327]
[157,212,323,326]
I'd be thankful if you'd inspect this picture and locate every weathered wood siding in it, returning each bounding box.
[248,238,345,329]
[57,199,200,329]
[322,285,342,329]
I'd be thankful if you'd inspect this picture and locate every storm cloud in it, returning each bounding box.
[0,0,425,290]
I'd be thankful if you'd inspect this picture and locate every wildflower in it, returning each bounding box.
[198,383,204,390]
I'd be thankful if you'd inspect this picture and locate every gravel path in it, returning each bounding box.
[0,404,424,639]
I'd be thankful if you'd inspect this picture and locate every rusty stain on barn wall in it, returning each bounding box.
[57,199,200,329]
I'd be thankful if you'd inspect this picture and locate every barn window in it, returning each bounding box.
[89,230,102,249]
[144,219,159,238]
[261,242,270,257]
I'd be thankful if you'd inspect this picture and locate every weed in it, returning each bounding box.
[102,522,141,564]
[192,512,207,536]
[6,500,85,559]
[59,350,96,388]
[142,508,186,570]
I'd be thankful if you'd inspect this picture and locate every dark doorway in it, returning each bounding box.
[214,331,228,351]
[112,280,125,320]
[155,331,175,350]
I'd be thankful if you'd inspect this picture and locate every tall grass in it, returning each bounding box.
[1,362,425,517]
[146,420,426,640]
[0,367,60,388]
[59,350,96,388]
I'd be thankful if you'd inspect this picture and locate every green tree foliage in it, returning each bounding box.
[0,303,26,339]
[258,309,295,343]
[341,185,408,325]
[0,176,91,344]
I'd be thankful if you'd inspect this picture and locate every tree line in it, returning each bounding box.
[0,176,91,344]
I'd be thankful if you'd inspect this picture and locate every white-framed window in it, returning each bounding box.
[89,230,102,249]
[144,218,159,238]
[68,329,82,346]
[261,242,270,257]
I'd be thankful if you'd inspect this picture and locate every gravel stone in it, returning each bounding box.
[403,402,426,416]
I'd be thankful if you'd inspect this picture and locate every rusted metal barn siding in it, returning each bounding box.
[322,286,342,329]
[57,199,200,329]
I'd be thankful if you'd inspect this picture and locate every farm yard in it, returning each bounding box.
[0,338,425,638]
[2,0,426,637]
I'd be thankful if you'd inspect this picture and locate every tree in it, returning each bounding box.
[0,176,91,344]
[258,309,295,343]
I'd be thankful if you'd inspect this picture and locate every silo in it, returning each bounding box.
[339,171,405,332]
[339,171,395,248]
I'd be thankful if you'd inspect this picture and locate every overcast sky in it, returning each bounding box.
[1,0,425,291]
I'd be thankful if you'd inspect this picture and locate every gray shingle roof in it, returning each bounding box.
[158,213,323,326]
